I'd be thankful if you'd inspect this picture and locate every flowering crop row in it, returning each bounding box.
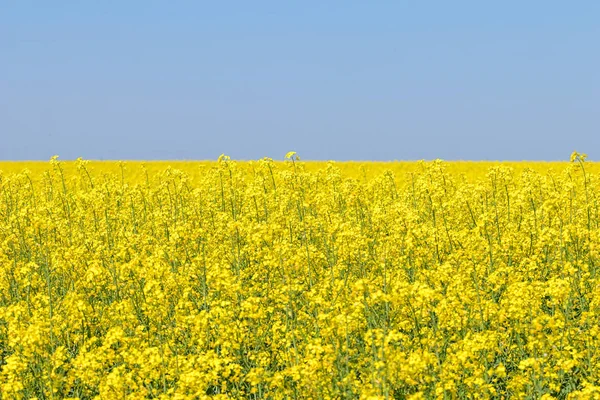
[0,154,599,399]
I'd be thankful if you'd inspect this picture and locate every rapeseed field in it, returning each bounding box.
[1,153,600,399]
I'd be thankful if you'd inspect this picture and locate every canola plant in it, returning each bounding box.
[1,153,600,399]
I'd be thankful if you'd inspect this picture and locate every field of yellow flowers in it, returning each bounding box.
[1,153,600,399]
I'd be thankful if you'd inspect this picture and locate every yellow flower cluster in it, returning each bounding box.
[1,156,600,399]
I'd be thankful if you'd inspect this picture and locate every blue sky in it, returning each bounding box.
[1,1,599,160]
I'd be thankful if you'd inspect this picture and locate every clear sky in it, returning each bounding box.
[1,2,599,161]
